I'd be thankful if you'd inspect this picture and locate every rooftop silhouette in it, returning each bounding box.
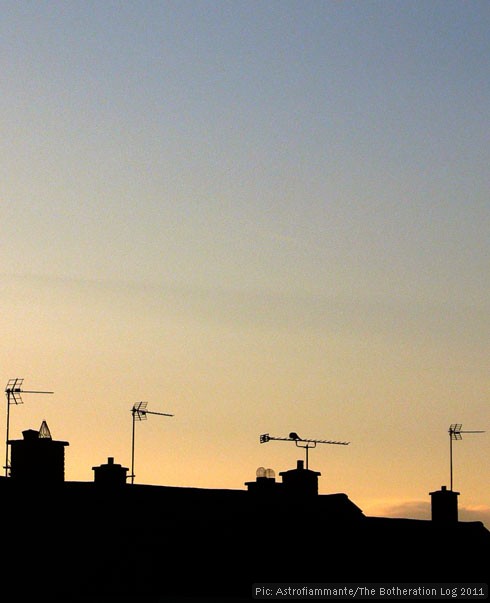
[1,421,488,601]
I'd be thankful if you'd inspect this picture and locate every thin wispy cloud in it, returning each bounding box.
[365,499,490,530]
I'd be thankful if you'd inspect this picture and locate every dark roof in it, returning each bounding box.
[1,477,488,599]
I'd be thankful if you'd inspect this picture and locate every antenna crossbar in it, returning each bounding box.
[448,423,485,491]
[261,434,349,446]
[130,402,174,485]
[260,431,350,469]
[4,378,53,477]
[144,410,174,418]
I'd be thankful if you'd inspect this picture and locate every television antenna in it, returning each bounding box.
[448,424,485,491]
[4,378,53,477]
[130,401,174,485]
[260,431,349,469]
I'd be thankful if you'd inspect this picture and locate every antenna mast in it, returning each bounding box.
[448,424,485,491]
[4,378,54,477]
[130,401,174,485]
[260,431,349,469]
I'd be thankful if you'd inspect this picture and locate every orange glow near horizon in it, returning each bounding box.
[1,2,489,535]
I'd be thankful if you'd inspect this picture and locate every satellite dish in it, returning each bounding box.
[265,468,275,479]
[256,466,266,478]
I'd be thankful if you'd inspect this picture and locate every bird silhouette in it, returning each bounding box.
[289,432,300,440]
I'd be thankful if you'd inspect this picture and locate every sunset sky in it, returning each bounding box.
[1,1,489,528]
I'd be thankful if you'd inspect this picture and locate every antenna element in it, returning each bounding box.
[448,424,485,491]
[130,401,174,485]
[4,378,53,477]
[259,431,349,469]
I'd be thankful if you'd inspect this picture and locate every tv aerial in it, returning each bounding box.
[448,423,485,491]
[4,378,54,477]
[130,401,174,485]
[260,431,349,469]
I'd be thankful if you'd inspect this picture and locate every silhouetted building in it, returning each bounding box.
[1,424,488,600]
[279,459,321,497]
[245,466,281,495]
[430,484,460,523]
[8,420,69,484]
[92,456,128,487]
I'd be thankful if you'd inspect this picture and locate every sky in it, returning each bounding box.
[1,1,489,529]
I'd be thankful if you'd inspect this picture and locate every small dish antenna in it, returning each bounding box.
[256,466,275,479]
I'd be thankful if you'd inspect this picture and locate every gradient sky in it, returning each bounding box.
[1,1,489,528]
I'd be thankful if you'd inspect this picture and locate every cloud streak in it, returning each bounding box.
[364,499,490,531]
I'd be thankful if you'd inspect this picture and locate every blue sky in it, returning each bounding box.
[1,1,489,527]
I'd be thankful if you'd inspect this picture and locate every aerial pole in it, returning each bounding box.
[131,404,137,485]
[130,401,174,485]
[448,424,485,491]
[260,431,349,469]
[4,378,53,477]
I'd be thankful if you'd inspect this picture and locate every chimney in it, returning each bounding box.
[279,460,321,497]
[92,457,128,488]
[245,466,280,495]
[429,485,460,523]
[8,422,69,484]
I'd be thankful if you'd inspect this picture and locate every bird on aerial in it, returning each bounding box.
[289,432,300,440]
